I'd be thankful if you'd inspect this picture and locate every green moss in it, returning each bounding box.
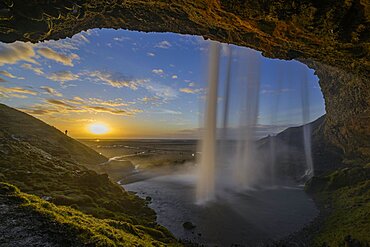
[306,166,370,246]
[0,130,176,243]
[0,182,179,246]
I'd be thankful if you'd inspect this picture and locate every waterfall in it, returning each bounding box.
[221,46,232,132]
[268,64,284,185]
[196,41,220,203]
[269,135,276,185]
[233,49,262,189]
[196,41,315,203]
[300,68,314,178]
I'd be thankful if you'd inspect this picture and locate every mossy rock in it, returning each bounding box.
[0,182,20,195]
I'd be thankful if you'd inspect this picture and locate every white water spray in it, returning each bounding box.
[268,64,284,185]
[196,41,220,203]
[233,50,262,189]
[301,68,314,178]
[197,41,315,203]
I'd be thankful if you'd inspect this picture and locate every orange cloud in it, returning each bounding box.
[38,47,79,66]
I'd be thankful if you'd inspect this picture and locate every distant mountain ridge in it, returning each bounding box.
[0,103,107,167]
[257,115,343,179]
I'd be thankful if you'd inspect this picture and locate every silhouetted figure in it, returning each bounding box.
[65,130,68,135]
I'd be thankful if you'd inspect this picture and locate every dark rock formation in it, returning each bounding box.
[0,0,369,163]
[257,115,344,179]
[182,221,196,230]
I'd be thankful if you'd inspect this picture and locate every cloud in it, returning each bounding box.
[21,63,44,75]
[152,109,182,115]
[171,75,178,79]
[21,107,60,115]
[152,69,164,76]
[261,88,292,94]
[87,98,129,107]
[40,86,63,97]
[46,99,75,108]
[66,96,84,104]
[147,52,155,57]
[47,71,79,82]
[75,33,90,43]
[144,82,178,101]
[179,87,203,94]
[83,70,177,102]
[139,96,161,103]
[0,86,38,98]
[84,105,142,115]
[0,77,5,82]
[0,42,37,66]
[25,97,142,116]
[87,71,147,90]
[113,36,130,42]
[37,31,91,51]
[0,70,24,79]
[38,47,79,66]
[155,41,172,49]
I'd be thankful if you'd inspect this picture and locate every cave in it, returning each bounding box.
[0,1,369,246]
[1,0,368,164]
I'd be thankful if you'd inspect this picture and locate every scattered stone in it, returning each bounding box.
[41,196,52,201]
[182,221,196,230]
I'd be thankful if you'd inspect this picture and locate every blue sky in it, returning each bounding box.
[0,29,325,139]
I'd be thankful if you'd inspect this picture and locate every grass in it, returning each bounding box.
[0,130,175,243]
[0,104,107,168]
[306,164,370,246]
[0,182,179,246]
[0,104,178,245]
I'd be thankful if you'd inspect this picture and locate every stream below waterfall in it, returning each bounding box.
[123,173,318,246]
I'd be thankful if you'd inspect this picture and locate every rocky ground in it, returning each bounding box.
[0,194,81,247]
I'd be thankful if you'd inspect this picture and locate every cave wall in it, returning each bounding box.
[0,0,369,163]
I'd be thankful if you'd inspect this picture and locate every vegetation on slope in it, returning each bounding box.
[306,165,370,246]
[0,104,176,244]
[0,131,151,222]
[0,182,179,246]
[0,103,107,168]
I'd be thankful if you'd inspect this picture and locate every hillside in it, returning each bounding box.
[257,116,370,246]
[257,115,344,180]
[0,183,178,246]
[0,103,107,167]
[0,104,177,245]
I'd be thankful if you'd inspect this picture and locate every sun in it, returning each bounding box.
[88,123,109,135]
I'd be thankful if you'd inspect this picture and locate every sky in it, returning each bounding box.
[0,29,325,139]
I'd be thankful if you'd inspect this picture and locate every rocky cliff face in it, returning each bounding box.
[0,0,369,163]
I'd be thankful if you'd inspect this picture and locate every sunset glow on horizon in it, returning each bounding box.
[88,122,110,135]
[0,29,325,139]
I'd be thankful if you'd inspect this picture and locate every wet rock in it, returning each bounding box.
[182,221,196,230]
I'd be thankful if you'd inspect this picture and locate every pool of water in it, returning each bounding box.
[124,173,318,246]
